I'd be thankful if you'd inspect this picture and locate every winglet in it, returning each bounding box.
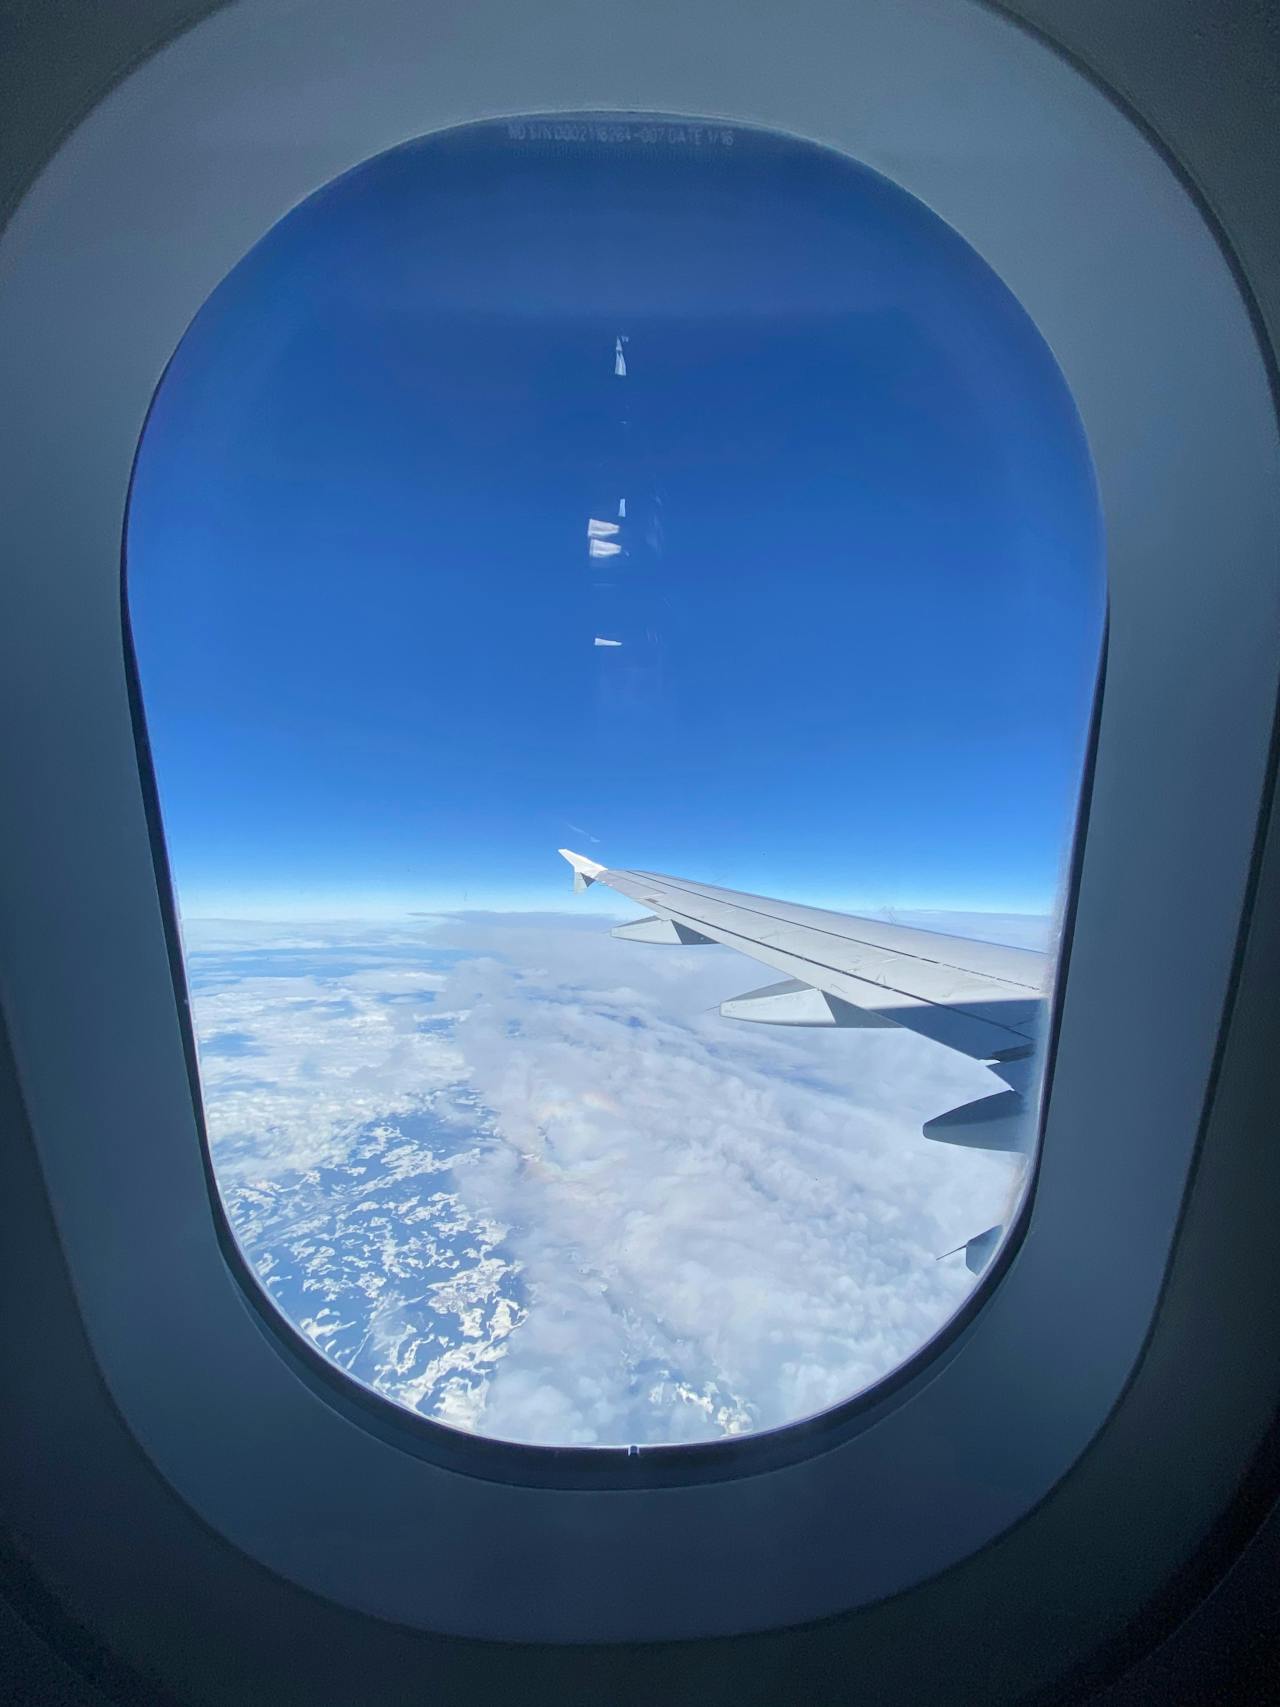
[559,848,607,894]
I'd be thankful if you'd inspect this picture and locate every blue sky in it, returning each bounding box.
[127,116,1103,920]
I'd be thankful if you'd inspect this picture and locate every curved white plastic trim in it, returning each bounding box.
[0,0,1277,1648]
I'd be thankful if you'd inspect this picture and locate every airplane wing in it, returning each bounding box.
[558,847,1048,1161]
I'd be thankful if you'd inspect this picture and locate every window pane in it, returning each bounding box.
[127,115,1102,1447]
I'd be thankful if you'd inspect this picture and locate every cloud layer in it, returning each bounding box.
[187,912,1023,1446]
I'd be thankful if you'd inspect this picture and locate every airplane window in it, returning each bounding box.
[126,115,1103,1448]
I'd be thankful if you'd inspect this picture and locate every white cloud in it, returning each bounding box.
[193,966,464,1181]
[431,926,1015,1443]
[189,913,1026,1447]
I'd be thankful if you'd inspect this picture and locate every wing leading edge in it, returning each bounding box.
[559,848,1047,1269]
